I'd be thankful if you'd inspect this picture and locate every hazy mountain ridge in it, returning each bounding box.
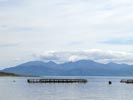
[2,60,133,76]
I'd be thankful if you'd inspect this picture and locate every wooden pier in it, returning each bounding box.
[120,79,133,83]
[27,79,87,83]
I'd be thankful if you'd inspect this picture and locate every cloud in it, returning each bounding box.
[0,42,20,48]
[102,38,133,45]
[33,49,133,64]
[1,0,133,68]
[12,57,21,61]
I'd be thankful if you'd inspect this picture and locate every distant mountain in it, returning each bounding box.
[2,60,133,76]
[0,72,21,76]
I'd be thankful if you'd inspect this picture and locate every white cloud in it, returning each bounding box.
[34,49,133,64]
[12,57,21,62]
[1,0,133,67]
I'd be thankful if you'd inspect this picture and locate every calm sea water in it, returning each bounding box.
[0,76,133,100]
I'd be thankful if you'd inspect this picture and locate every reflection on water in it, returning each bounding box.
[0,76,133,100]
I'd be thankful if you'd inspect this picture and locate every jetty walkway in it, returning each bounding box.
[27,79,87,83]
[120,79,133,83]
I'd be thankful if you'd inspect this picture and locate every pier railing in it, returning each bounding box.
[27,79,87,83]
[120,79,133,83]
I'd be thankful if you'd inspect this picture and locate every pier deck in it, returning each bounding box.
[120,79,133,83]
[27,79,87,83]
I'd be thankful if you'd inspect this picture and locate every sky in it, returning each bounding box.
[1,0,133,69]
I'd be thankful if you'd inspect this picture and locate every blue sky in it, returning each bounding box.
[1,0,133,68]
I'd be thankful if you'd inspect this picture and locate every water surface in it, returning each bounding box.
[0,76,133,100]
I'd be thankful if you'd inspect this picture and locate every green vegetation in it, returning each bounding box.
[0,72,21,76]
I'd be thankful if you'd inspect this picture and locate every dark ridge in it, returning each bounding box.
[0,72,21,76]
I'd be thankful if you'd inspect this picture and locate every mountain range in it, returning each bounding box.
[1,60,133,76]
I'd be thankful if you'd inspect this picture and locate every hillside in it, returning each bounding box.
[0,72,21,76]
[2,60,133,76]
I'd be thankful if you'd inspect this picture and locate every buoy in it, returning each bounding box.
[108,81,112,85]
[13,80,16,82]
